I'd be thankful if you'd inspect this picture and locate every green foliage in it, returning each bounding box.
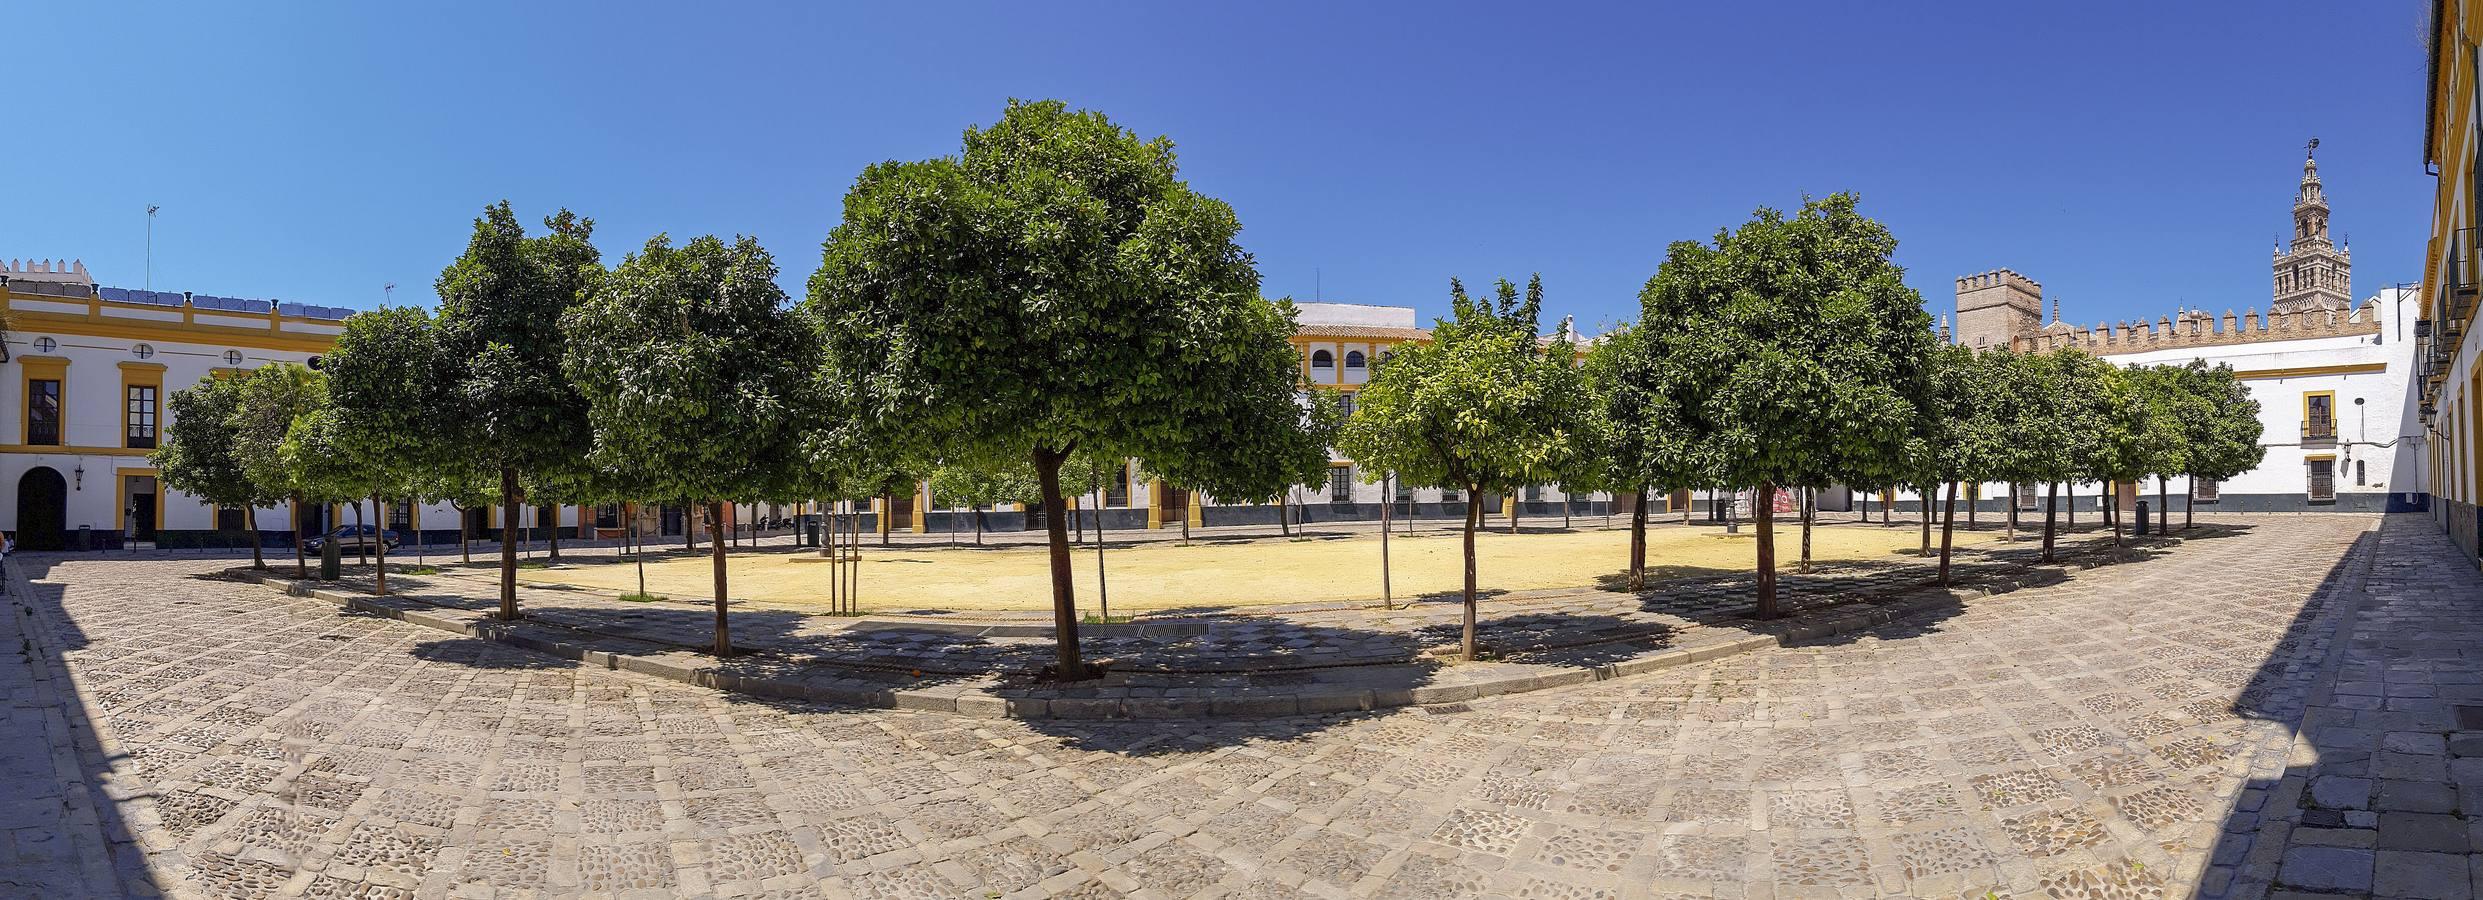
[809,99,1290,480]
[2175,360,2266,481]
[929,451,1042,510]
[321,305,444,500]
[1635,194,1935,496]
[808,99,1305,674]
[433,202,603,485]
[1336,276,1588,496]
[153,375,260,510]
[562,233,818,506]
[1579,323,1703,496]
[228,363,327,504]
[2123,363,2193,480]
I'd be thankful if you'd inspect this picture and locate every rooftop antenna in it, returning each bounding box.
[1315,267,1322,302]
[383,282,396,306]
[145,204,161,290]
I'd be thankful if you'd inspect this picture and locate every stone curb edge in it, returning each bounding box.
[230,542,2164,722]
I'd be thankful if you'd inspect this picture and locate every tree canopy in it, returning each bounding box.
[807,99,1307,678]
[1634,194,1935,616]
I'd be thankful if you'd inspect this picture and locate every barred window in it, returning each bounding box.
[1329,467,1354,502]
[2192,479,2220,502]
[2306,460,2335,501]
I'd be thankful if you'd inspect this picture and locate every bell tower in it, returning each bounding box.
[2272,138,2352,313]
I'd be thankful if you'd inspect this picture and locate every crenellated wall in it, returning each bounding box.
[2007,298,2383,354]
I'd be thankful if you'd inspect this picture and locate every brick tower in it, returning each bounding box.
[1953,269,2043,349]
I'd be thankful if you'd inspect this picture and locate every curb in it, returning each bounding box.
[231,540,2169,721]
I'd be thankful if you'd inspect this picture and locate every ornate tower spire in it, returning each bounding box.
[2271,138,2351,313]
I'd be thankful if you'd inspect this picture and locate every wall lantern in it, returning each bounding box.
[72,462,83,491]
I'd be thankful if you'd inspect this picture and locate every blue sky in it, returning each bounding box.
[4,1,2436,333]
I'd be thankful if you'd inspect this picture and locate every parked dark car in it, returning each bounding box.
[302,524,402,555]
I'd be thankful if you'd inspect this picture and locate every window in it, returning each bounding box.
[126,384,158,449]
[131,343,155,360]
[2192,479,2220,502]
[32,337,55,353]
[1338,393,1356,417]
[1310,349,1334,369]
[223,350,244,365]
[27,379,61,446]
[1344,350,1366,369]
[216,507,245,530]
[1523,484,1543,501]
[596,504,621,529]
[2014,483,2038,510]
[1440,487,1463,503]
[1329,466,1354,502]
[2355,459,2366,486]
[2306,458,2336,502]
[1106,466,1131,507]
[1395,479,1413,502]
[2303,391,2336,441]
[389,502,414,530]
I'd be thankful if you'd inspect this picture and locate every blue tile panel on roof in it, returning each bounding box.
[90,285,341,318]
[192,295,273,314]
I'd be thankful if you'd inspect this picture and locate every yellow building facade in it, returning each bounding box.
[2423,0,2483,562]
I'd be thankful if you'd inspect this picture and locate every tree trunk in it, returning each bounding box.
[1180,493,1191,542]
[1967,484,1977,527]
[291,496,308,579]
[1277,493,1290,537]
[2186,475,2196,529]
[1754,481,1779,618]
[2005,489,2018,543]
[1798,487,1814,571]
[1031,448,1087,679]
[1628,487,1649,591]
[498,468,521,620]
[1917,485,1932,556]
[371,492,388,596]
[2043,482,2059,563]
[632,509,645,598]
[707,500,730,655]
[1379,474,1394,609]
[246,505,266,570]
[1937,480,1959,586]
[1460,484,1480,660]
[2158,477,2169,537]
[547,505,561,562]
[880,491,894,547]
[974,507,986,546]
[2109,480,2124,545]
[1509,492,1519,535]
[2067,483,2076,527]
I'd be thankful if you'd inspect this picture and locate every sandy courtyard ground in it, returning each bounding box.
[517,522,1997,613]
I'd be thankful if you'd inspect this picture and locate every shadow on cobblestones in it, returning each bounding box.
[3,569,168,895]
[408,637,585,670]
[2191,525,2388,899]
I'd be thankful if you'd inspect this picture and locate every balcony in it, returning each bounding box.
[2301,419,2337,444]
[2451,226,2481,324]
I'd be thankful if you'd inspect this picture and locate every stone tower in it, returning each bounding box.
[1953,269,2043,349]
[2272,141,2352,313]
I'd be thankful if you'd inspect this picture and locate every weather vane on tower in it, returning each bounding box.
[2307,136,2319,158]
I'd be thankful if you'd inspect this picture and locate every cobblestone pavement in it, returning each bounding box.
[2213,514,2483,899]
[10,514,2426,898]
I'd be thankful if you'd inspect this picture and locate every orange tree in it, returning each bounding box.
[1635,195,1934,618]
[808,100,1309,679]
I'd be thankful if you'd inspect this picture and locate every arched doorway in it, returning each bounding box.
[16,468,67,551]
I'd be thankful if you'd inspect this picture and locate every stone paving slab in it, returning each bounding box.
[7,514,2393,897]
[228,527,2169,720]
